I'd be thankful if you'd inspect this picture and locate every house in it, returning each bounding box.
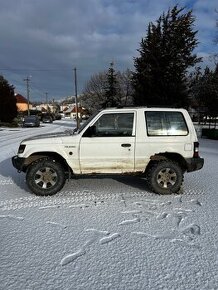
[15,94,32,112]
[64,105,76,118]
[63,104,89,119]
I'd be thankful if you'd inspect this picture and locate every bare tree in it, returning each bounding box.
[80,72,107,113]
[81,68,134,113]
[117,69,134,106]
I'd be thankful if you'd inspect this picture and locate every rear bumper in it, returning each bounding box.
[12,156,26,172]
[186,157,204,172]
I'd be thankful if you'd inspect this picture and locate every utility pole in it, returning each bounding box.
[74,67,79,129]
[45,92,48,111]
[24,77,30,116]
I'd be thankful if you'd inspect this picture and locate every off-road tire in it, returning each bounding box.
[26,158,66,196]
[146,160,184,194]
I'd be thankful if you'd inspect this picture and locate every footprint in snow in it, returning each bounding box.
[60,249,86,266]
[46,221,67,229]
[132,231,176,240]
[61,229,120,266]
[171,239,201,249]
[119,217,140,225]
[156,212,169,220]
[132,223,201,247]
[173,212,188,227]
[181,223,201,237]
[99,233,120,244]
[119,210,141,225]
[190,199,202,206]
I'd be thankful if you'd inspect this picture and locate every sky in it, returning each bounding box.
[0,0,217,102]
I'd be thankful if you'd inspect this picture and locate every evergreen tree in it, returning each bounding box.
[103,62,121,108]
[132,5,201,107]
[194,66,218,118]
[0,75,17,122]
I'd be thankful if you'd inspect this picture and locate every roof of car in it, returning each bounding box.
[102,107,186,112]
[24,115,38,119]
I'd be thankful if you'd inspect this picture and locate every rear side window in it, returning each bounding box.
[145,111,188,136]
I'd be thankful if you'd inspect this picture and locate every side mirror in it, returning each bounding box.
[83,125,97,137]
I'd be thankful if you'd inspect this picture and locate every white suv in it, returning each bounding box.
[12,107,204,195]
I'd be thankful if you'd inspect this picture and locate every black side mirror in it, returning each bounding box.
[83,125,97,137]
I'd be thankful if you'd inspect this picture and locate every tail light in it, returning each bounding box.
[193,142,199,158]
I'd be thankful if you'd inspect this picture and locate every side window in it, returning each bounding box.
[93,113,134,137]
[145,111,188,136]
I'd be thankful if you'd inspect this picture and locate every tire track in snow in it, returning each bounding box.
[0,191,151,211]
[0,214,24,220]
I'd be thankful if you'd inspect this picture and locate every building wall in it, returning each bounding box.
[17,103,32,112]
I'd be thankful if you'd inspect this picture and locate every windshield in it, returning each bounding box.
[25,116,37,120]
[77,111,100,133]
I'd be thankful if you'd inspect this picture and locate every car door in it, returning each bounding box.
[79,112,136,174]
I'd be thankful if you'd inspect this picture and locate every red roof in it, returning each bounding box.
[15,94,28,104]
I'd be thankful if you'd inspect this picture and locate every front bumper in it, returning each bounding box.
[12,156,26,172]
[186,157,204,172]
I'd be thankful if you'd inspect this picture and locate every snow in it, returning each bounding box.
[0,119,218,290]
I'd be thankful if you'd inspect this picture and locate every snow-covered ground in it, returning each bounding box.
[0,119,218,290]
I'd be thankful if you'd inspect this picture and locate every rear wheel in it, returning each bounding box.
[146,160,183,194]
[26,158,66,196]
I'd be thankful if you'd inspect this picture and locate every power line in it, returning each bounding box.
[0,68,72,72]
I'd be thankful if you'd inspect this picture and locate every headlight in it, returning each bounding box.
[18,144,26,154]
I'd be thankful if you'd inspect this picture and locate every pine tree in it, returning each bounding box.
[195,66,218,118]
[0,75,17,122]
[102,62,121,108]
[132,6,201,107]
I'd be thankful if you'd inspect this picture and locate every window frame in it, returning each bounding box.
[84,111,136,138]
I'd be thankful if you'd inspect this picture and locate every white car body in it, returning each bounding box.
[12,107,204,195]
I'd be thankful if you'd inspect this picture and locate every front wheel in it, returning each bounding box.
[146,160,184,194]
[26,158,66,196]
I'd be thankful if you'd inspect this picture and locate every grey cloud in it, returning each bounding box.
[0,0,217,101]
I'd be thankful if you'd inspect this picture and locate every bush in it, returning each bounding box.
[202,128,218,140]
[0,118,19,128]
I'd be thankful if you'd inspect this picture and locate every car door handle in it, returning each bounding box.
[121,143,131,147]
